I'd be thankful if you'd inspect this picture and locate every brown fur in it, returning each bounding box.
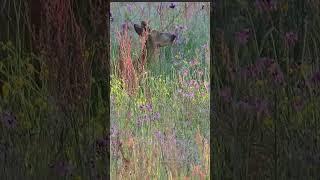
[117,21,176,96]
[133,21,176,66]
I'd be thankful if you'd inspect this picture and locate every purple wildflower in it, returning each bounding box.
[139,103,153,112]
[241,57,284,86]
[110,124,119,137]
[242,64,260,79]
[126,4,133,13]
[201,43,208,50]
[257,57,274,68]
[268,63,285,86]
[235,29,250,45]
[146,104,153,111]
[96,136,108,154]
[154,112,160,119]
[136,118,143,127]
[273,70,285,85]
[96,137,108,147]
[1,111,17,129]
[218,87,232,102]
[110,129,121,157]
[186,92,195,99]
[189,80,200,89]
[138,115,148,124]
[205,82,210,91]
[151,112,161,121]
[121,23,128,32]
[175,25,188,33]
[167,133,176,144]
[285,32,298,47]
[180,90,195,99]
[136,113,154,126]
[255,0,277,12]
[154,131,165,144]
[252,98,270,118]
[310,71,320,85]
[182,69,189,77]
[194,82,200,90]
[189,80,196,86]
[144,114,150,121]
[189,59,199,66]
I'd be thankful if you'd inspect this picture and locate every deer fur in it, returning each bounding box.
[133,21,176,66]
[117,21,176,96]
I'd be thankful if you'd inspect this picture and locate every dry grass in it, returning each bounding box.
[116,23,137,96]
[35,0,91,110]
[116,22,151,96]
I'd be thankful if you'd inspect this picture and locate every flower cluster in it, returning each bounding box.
[136,112,161,127]
[255,0,277,12]
[136,103,161,127]
[218,87,232,103]
[310,71,320,85]
[240,57,285,86]
[139,103,153,112]
[96,135,109,155]
[1,111,17,129]
[235,28,251,45]
[285,31,298,47]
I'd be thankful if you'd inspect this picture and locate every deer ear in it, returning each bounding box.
[134,24,143,36]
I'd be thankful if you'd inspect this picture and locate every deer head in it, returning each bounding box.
[116,21,176,96]
[133,21,176,66]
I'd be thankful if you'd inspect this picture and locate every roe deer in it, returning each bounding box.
[117,21,176,96]
[133,21,176,71]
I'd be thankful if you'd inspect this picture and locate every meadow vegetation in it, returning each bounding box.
[1,1,109,179]
[110,2,210,179]
[3,0,319,179]
[0,1,210,179]
[213,1,320,179]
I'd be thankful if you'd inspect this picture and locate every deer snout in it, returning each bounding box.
[171,34,176,42]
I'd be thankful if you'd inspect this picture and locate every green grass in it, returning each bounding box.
[212,1,320,179]
[4,1,319,179]
[1,1,109,179]
[110,2,210,179]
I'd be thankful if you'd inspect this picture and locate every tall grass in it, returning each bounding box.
[213,0,320,179]
[110,2,210,179]
[1,0,109,179]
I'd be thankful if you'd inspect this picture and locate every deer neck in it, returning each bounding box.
[146,39,160,63]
